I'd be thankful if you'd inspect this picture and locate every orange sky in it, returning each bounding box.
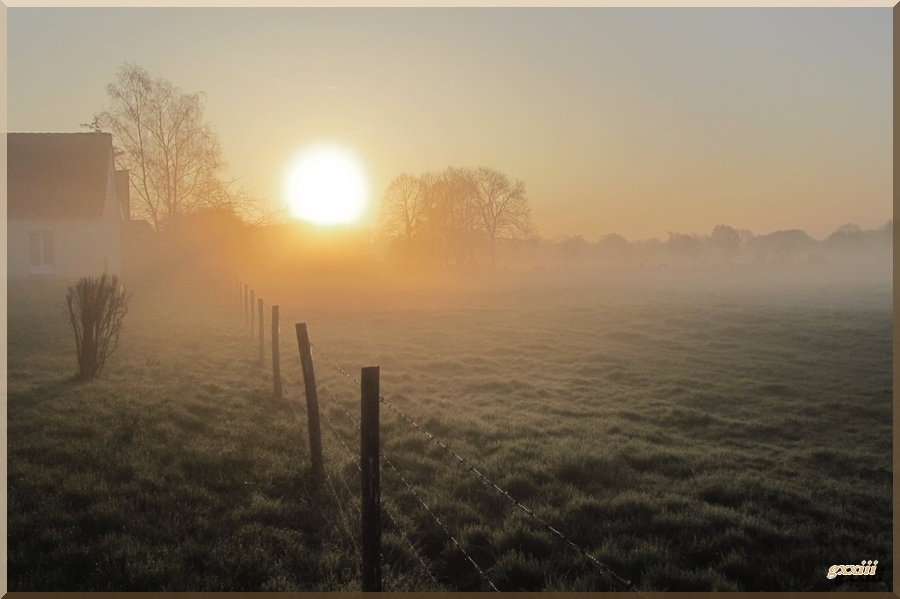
[8,8,893,241]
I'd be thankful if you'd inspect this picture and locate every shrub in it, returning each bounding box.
[66,274,130,380]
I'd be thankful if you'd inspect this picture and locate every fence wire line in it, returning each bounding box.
[318,401,441,589]
[320,421,363,522]
[305,355,441,590]
[378,395,635,591]
[322,456,362,562]
[279,379,361,564]
[320,383,361,430]
[381,453,498,592]
[312,343,362,386]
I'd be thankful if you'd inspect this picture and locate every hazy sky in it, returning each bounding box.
[8,8,892,240]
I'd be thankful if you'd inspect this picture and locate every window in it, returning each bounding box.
[29,230,54,274]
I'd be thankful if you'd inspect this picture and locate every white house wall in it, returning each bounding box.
[8,217,122,279]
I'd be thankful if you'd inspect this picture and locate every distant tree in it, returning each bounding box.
[86,63,275,231]
[633,237,664,263]
[558,235,589,264]
[594,233,633,261]
[771,229,813,262]
[666,232,706,264]
[378,173,426,246]
[472,166,536,269]
[825,224,865,253]
[747,229,813,263]
[708,224,742,263]
[436,166,480,266]
[379,166,536,268]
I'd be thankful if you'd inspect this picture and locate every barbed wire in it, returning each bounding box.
[381,495,442,590]
[285,339,439,591]
[378,395,636,591]
[318,387,440,589]
[278,379,360,565]
[312,343,362,386]
[381,453,498,592]
[320,383,361,430]
[322,456,362,562]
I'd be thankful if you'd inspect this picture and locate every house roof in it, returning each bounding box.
[8,132,115,219]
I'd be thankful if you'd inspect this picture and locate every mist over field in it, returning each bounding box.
[7,229,892,590]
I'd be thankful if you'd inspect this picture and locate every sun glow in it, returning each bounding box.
[284,145,368,225]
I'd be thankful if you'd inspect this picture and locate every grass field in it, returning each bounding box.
[7,262,893,591]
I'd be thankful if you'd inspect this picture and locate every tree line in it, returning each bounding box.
[549,221,893,267]
[377,167,536,269]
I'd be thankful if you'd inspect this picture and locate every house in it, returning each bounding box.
[7,132,130,278]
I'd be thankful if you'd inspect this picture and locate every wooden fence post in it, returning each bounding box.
[271,306,282,398]
[360,366,382,592]
[258,298,265,363]
[295,323,325,482]
[244,285,249,327]
[250,290,256,338]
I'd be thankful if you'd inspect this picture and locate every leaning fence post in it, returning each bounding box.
[258,298,265,363]
[271,306,282,398]
[295,323,325,482]
[250,290,256,338]
[244,285,249,327]
[361,366,382,592]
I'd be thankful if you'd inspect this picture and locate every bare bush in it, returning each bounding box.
[66,274,130,380]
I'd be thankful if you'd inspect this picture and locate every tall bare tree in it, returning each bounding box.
[437,166,480,266]
[472,166,535,268]
[377,173,426,244]
[87,63,276,231]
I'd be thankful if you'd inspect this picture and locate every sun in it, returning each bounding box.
[283,145,368,225]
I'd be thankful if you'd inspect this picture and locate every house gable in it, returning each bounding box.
[8,132,115,219]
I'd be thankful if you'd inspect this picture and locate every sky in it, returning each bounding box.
[7,8,893,241]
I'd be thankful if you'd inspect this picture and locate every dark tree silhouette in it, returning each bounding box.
[380,166,535,268]
[473,166,536,269]
[377,173,427,247]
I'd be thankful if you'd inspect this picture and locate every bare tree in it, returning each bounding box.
[378,166,535,268]
[377,173,426,244]
[202,177,286,227]
[439,166,480,266]
[87,63,245,231]
[472,166,535,268]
